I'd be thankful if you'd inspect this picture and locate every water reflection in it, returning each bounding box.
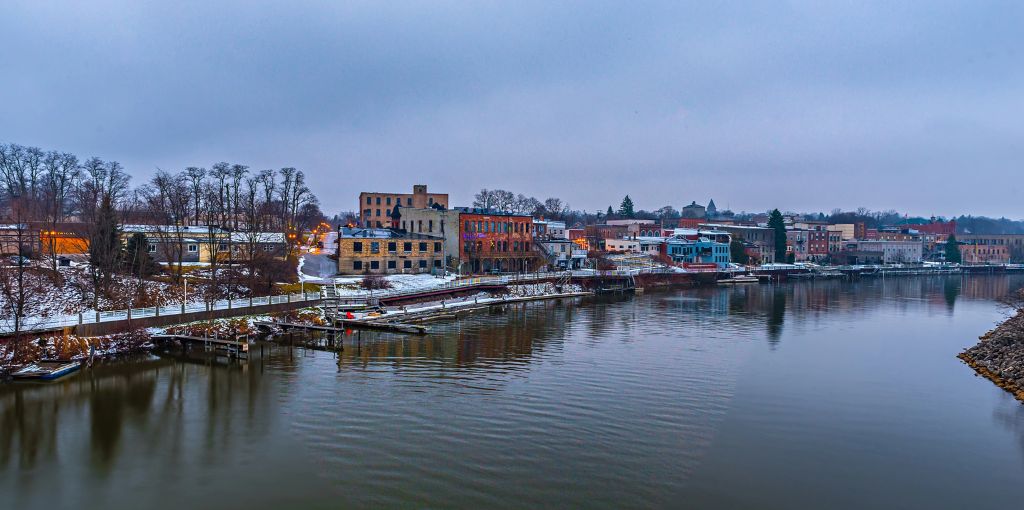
[1,275,1023,509]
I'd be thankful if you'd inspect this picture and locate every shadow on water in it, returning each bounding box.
[767,287,786,347]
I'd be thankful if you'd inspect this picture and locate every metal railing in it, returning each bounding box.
[1,291,324,334]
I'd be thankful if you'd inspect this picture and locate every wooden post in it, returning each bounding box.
[78,312,83,325]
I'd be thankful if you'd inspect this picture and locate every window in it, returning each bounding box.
[364,209,371,218]
[419,260,427,268]
[187,244,198,253]
[406,197,412,206]
[353,242,363,252]
[218,243,228,252]
[376,209,381,216]
[404,242,412,252]
[375,197,381,205]
[418,220,423,232]
[147,244,156,253]
[433,260,441,268]
[465,221,471,232]
[388,242,396,252]
[370,260,379,269]
[353,260,362,270]
[263,245,273,252]
[419,242,427,251]
[428,220,433,232]
[370,242,380,253]
[366,197,371,204]
[404,260,412,269]
[386,197,391,205]
[387,260,396,269]
[434,242,441,252]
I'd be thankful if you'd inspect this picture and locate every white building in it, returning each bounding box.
[847,240,923,264]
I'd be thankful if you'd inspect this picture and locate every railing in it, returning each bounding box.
[1,291,324,334]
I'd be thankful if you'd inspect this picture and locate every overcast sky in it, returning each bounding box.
[2,1,1022,218]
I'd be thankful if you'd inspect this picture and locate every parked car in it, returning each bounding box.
[8,255,29,266]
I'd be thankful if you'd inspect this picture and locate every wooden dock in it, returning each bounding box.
[152,334,249,358]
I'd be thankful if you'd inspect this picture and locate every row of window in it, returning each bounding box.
[463,240,531,253]
[364,196,436,208]
[353,259,441,270]
[352,241,442,253]
[464,220,531,234]
[401,219,434,233]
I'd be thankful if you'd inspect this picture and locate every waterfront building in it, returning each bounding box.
[537,238,587,269]
[957,234,1024,263]
[700,223,776,263]
[843,240,923,264]
[457,208,539,274]
[664,233,731,268]
[336,227,443,275]
[958,242,1011,264]
[359,184,448,228]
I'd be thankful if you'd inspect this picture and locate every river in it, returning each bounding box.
[3,275,1024,509]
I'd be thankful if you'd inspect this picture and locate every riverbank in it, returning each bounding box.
[959,310,1024,402]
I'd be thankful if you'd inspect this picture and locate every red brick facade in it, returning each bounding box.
[459,212,539,273]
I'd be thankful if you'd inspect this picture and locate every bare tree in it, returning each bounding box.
[184,166,206,225]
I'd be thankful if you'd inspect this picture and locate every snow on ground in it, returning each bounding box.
[332,273,459,296]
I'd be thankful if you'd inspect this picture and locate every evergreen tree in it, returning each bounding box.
[768,209,787,262]
[730,239,750,265]
[618,195,635,218]
[88,194,122,305]
[945,234,962,263]
[125,233,161,277]
[606,205,614,218]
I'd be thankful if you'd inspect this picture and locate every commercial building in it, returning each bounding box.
[457,208,540,274]
[958,243,1011,264]
[699,223,776,263]
[336,227,444,275]
[664,232,731,268]
[957,234,1024,263]
[359,185,448,228]
[681,201,707,218]
[843,240,923,264]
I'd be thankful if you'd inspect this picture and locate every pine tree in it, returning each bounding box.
[606,205,614,218]
[768,209,787,262]
[618,195,635,218]
[730,239,750,265]
[125,233,161,277]
[945,234,962,263]
[88,194,122,305]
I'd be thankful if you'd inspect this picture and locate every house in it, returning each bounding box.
[121,224,229,264]
[359,184,448,228]
[229,232,288,260]
[533,219,567,239]
[537,238,588,269]
[336,227,444,275]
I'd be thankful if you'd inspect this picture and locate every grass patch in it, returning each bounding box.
[277,282,322,294]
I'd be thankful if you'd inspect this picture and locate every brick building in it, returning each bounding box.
[359,185,448,228]
[336,227,444,275]
[458,209,540,274]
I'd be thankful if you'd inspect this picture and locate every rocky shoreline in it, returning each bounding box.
[959,310,1024,402]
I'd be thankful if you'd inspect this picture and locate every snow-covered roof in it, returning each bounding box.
[228,232,286,244]
[122,224,226,235]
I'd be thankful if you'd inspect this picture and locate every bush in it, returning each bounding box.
[361,274,392,290]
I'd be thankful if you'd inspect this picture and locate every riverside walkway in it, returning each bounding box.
[0,269,666,337]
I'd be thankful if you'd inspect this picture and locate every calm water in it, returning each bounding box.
[4,275,1024,509]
